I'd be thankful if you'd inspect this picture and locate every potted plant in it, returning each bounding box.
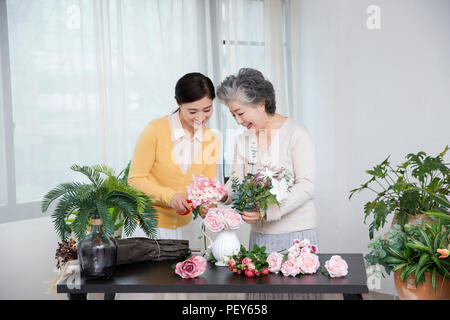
[365,219,449,299]
[350,146,450,299]
[349,146,449,239]
[42,164,158,279]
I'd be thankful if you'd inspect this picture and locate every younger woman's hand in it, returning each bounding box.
[200,203,217,219]
[170,193,191,214]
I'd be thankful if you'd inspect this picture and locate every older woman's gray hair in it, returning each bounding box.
[216,68,276,114]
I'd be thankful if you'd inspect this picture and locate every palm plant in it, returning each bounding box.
[41,164,158,241]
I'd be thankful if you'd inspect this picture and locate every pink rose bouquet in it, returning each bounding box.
[174,255,207,279]
[204,207,242,233]
[185,175,227,219]
[267,238,322,277]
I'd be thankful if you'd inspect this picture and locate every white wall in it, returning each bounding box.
[298,0,450,295]
[1,0,449,299]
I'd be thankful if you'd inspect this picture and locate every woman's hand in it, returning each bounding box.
[200,203,217,219]
[170,193,191,214]
[242,210,261,224]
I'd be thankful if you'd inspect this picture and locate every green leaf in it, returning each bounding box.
[385,246,405,259]
[417,228,433,250]
[379,256,406,264]
[431,267,438,292]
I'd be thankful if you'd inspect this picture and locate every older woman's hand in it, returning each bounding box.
[242,210,261,224]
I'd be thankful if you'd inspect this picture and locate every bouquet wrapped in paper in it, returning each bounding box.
[231,165,293,220]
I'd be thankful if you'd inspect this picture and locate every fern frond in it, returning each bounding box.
[70,164,105,187]
[41,182,84,213]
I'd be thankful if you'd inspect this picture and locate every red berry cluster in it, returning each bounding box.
[227,244,269,278]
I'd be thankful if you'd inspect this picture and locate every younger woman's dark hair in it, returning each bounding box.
[173,72,215,113]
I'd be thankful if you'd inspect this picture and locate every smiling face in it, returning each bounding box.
[178,96,213,130]
[227,99,267,130]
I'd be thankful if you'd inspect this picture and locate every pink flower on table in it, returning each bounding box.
[242,257,252,266]
[298,239,311,248]
[222,208,243,230]
[310,245,318,254]
[267,252,284,274]
[288,245,302,259]
[300,247,311,254]
[247,262,256,271]
[292,239,300,246]
[203,209,225,232]
[280,257,301,277]
[175,255,207,279]
[298,253,320,274]
[325,255,348,278]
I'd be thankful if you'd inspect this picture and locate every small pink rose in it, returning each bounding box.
[223,209,243,230]
[280,258,301,277]
[301,247,311,254]
[325,255,348,278]
[204,209,225,232]
[242,257,252,266]
[288,245,302,259]
[267,252,283,273]
[175,255,207,279]
[298,253,320,274]
[298,239,311,248]
[292,239,300,246]
[310,245,318,254]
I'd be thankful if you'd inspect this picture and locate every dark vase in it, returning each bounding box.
[77,217,117,280]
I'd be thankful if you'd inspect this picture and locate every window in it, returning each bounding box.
[221,0,265,178]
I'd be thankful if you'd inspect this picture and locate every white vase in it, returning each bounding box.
[211,230,241,266]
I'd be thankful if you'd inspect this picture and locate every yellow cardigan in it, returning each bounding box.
[128,115,219,229]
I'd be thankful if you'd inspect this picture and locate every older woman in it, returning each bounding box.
[217,68,321,300]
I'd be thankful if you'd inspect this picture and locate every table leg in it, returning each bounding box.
[104,293,116,300]
[343,293,363,300]
[68,293,87,300]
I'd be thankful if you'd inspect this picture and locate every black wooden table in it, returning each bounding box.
[57,253,368,300]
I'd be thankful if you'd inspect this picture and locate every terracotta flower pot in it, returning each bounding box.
[394,269,450,300]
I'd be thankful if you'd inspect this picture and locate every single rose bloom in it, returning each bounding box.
[242,257,252,266]
[223,208,243,230]
[245,269,255,278]
[175,255,207,279]
[229,258,236,267]
[325,255,348,278]
[262,268,269,275]
[298,253,320,274]
[280,258,301,277]
[298,239,311,248]
[267,252,283,273]
[288,245,302,259]
[203,210,225,233]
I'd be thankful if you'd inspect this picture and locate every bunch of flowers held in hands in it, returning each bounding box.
[203,207,243,232]
[225,245,269,278]
[231,165,293,220]
[184,174,227,219]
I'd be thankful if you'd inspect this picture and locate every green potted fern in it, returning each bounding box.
[41,164,158,279]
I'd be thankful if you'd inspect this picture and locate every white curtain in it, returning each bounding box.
[1,0,302,224]
[3,0,216,207]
